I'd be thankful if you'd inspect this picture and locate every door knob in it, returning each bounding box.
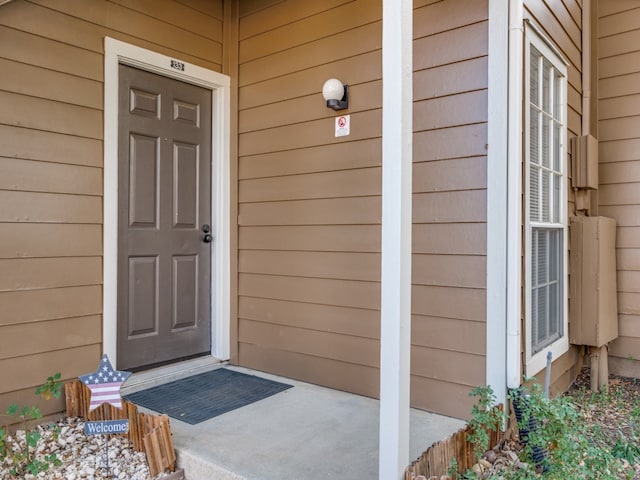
[203,234,213,243]
[202,224,211,233]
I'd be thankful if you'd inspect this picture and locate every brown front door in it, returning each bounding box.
[117,64,212,370]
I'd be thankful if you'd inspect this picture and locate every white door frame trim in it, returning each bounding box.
[103,37,231,366]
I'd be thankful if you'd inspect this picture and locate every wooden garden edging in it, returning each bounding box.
[404,406,509,479]
[65,380,177,477]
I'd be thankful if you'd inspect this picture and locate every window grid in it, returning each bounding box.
[528,41,566,356]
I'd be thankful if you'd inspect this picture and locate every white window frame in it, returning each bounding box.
[524,25,569,376]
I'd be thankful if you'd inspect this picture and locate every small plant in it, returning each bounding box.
[612,431,640,464]
[35,373,62,401]
[467,386,506,461]
[506,381,629,480]
[0,373,63,478]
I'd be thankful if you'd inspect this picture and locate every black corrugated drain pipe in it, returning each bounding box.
[511,389,548,472]
[510,351,552,472]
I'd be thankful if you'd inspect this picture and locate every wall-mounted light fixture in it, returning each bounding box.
[322,78,349,111]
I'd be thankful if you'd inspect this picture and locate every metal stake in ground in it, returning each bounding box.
[105,434,110,478]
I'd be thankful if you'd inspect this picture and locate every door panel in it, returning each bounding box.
[117,64,212,370]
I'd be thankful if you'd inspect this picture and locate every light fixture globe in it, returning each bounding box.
[322,78,348,111]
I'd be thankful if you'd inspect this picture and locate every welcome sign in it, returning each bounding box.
[85,419,130,435]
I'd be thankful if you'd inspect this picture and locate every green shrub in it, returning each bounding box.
[0,373,63,478]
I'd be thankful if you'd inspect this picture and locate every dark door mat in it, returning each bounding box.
[124,368,293,424]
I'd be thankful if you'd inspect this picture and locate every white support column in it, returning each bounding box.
[486,0,509,407]
[379,0,413,479]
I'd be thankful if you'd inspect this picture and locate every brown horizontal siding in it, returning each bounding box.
[239,196,381,226]
[410,376,477,420]
[177,0,222,19]
[0,315,102,361]
[239,0,349,39]
[239,167,381,203]
[0,91,102,139]
[600,117,640,142]
[413,223,487,255]
[414,57,487,101]
[412,255,486,289]
[0,25,103,81]
[600,94,640,121]
[412,316,486,356]
[239,21,380,87]
[600,183,640,206]
[0,158,102,196]
[0,224,103,258]
[235,0,489,419]
[239,138,381,180]
[0,257,102,292]
[0,191,101,224]
[414,21,487,71]
[239,251,380,282]
[4,0,222,69]
[617,249,640,270]
[0,125,102,167]
[413,285,486,322]
[239,80,382,134]
[413,190,487,223]
[600,72,640,100]
[600,138,640,164]
[413,157,487,193]
[239,49,381,111]
[599,1,640,377]
[0,388,65,419]
[0,285,102,327]
[600,52,640,80]
[239,0,379,64]
[1,344,100,399]
[238,109,381,157]
[239,297,379,339]
[414,123,488,161]
[0,0,224,414]
[0,57,103,110]
[239,225,381,252]
[239,319,379,368]
[239,274,380,311]
[239,342,380,400]
[411,347,484,388]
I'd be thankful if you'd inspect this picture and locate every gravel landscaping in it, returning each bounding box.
[0,416,163,480]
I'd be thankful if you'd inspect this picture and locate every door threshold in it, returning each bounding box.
[121,355,225,395]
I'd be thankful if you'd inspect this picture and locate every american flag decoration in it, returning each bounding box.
[78,354,131,411]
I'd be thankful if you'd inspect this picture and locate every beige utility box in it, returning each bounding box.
[569,216,618,347]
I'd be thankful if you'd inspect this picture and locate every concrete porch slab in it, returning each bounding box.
[162,366,465,480]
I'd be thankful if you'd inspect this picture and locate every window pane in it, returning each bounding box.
[554,74,562,120]
[537,285,548,346]
[530,107,540,165]
[543,59,552,113]
[553,121,561,171]
[542,116,550,168]
[542,170,550,222]
[530,47,540,107]
[531,227,564,354]
[553,173,561,223]
[530,165,539,221]
[536,230,547,285]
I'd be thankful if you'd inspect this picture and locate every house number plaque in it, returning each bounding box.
[171,59,185,71]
